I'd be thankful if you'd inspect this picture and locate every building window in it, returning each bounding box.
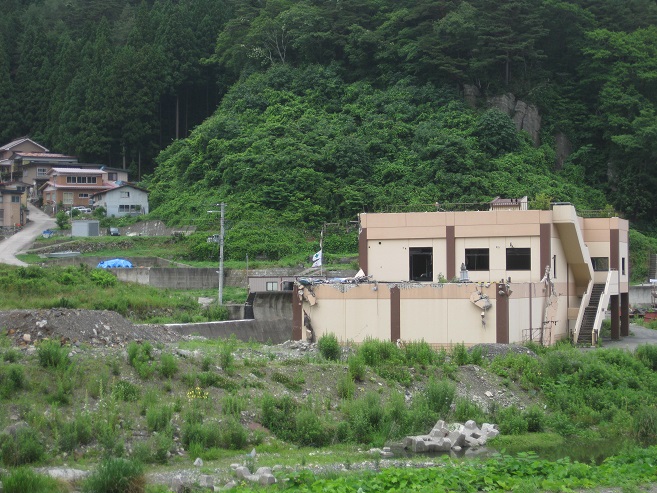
[409,247,433,281]
[11,196,20,203]
[108,172,117,181]
[591,257,609,271]
[37,168,47,177]
[63,192,73,205]
[120,191,130,198]
[506,247,531,270]
[78,193,89,198]
[622,257,626,276]
[266,282,277,291]
[66,176,98,184]
[465,248,489,271]
[553,255,557,279]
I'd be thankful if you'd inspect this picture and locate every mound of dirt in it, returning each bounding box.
[0,309,181,347]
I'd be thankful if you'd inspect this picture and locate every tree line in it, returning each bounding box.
[1,0,657,228]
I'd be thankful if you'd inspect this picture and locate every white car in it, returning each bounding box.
[69,206,92,215]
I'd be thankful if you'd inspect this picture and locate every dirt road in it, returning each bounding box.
[0,204,56,266]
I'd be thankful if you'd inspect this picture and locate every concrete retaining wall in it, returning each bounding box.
[630,285,654,307]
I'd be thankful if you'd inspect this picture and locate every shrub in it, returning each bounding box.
[0,364,26,398]
[318,333,341,361]
[146,405,173,433]
[404,341,435,366]
[336,373,356,399]
[220,416,248,450]
[181,422,221,448]
[58,413,93,452]
[497,406,529,435]
[452,397,486,423]
[219,340,236,375]
[633,406,657,444]
[90,269,117,288]
[2,467,69,493]
[261,394,298,442]
[112,380,141,402]
[37,340,69,369]
[127,342,154,380]
[450,343,469,366]
[636,344,657,371]
[158,353,178,378]
[348,355,366,381]
[3,348,21,363]
[295,409,330,446]
[82,458,145,493]
[425,377,455,417]
[221,393,246,417]
[524,405,545,433]
[358,338,402,366]
[0,427,45,466]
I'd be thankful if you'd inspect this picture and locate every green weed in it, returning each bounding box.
[82,458,145,493]
[318,333,341,361]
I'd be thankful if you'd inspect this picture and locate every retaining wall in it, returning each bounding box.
[630,285,654,307]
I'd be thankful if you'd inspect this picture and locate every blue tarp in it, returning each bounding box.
[97,259,133,269]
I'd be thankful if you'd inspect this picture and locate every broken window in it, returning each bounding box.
[409,247,433,281]
[591,257,609,271]
[465,248,489,271]
[506,247,531,270]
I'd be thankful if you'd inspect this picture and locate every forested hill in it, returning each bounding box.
[2,0,657,231]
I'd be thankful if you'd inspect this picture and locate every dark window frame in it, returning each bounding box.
[409,247,433,281]
[591,257,609,272]
[465,248,490,271]
[506,247,531,271]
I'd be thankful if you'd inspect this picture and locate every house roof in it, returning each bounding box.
[490,196,528,206]
[91,183,148,198]
[49,167,107,175]
[0,137,49,152]
[14,152,77,160]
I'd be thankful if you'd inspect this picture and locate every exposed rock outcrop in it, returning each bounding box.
[488,93,541,146]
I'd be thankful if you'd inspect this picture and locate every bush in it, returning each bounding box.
[112,380,141,402]
[158,353,178,378]
[524,405,545,433]
[450,343,469,366]
[261,394,298,442]
[221,393,246,417]
[0,427,45,466]
[318,333,341,361]
[636,344,657,371]
[90,269,117,288]
[348,355,366,381]
[127,342,154,380]
[2,467,69,493]
[633,406,657,444]
[219,339,236,375]
[404,341,435,366]
[497,406,529,435]
[358,338,402,366]
[220,416,248,450]
[295,409,330,446]
[146,405,173,433]
[425,377,455,417]
[37,340,70,369]
[337,373,356,399]
[452,397,486,423]
[82,458,145,493]
[58,413,93,452]
[0,364,26,398]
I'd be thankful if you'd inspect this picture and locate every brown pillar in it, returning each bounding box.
[390,286,400,342]
[610,229,619,270]
[496,283,509,344]
[358,227,368,276]
[540,223,551,275]
[446,225,455,280]
[610,294,620,340]
[292,285,303,341]
[621,292,629,337]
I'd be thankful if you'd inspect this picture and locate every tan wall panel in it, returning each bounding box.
[588,242,610,258]
[362,213,407,228]
[367,226,446,240]
[401,299,448,342]
[508,298,528,343]
[583,229,611,242]
[456,224,539,238]
[454,211,497,226]
[496,210,541,224]
[582,218,611,230]
[345,299,390,341]
[367,240,409,281]
[446,299,496,344]
[406,214,447,227]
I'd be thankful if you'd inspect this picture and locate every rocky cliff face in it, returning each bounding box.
[488,93,542,146]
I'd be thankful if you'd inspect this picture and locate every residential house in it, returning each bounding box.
[41,168,113,209]
[90,183,149,217]
[294,201,629,348]
[0,185,25,228]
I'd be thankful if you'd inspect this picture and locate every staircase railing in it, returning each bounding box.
[573,279,594,344]
[591,270,613,345]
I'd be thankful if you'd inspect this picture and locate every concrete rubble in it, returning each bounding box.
[403,419,499,453]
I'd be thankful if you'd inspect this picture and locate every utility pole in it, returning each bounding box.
[219,202,225,305]
[207,203,226,305]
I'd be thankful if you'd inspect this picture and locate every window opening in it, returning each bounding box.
[591,257,609,271]
[409,247,433,281]
[465,248,489,271]
[506,247,531,270]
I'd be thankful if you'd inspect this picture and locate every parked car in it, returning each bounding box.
[69,206,92,215]
[109,227,120,236]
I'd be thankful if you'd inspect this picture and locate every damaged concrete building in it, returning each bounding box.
[294,201,629,347]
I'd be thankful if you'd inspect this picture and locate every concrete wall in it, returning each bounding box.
[165,318,292,344]
[629,285,655,307]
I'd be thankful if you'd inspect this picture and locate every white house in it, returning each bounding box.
[91,183,149,217]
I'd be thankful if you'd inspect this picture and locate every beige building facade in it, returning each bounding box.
[294,203,629,347]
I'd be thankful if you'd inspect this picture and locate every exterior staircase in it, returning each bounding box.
[577,283,605,345]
